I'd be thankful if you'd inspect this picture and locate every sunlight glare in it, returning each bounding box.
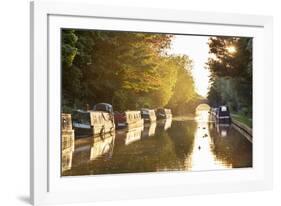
[169,36,210,97]
[226,45,237,54]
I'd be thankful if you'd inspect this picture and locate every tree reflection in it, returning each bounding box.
[209,123,252,168]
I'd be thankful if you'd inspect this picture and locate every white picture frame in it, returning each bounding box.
[30,0,273,205]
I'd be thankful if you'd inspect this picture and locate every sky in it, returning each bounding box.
[169,35,210,97]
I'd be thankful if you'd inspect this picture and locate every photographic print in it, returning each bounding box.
[61,29,252,176]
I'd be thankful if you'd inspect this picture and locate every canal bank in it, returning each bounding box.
[231,115,252,143]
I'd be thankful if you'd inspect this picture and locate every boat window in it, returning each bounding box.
[221,106,227,112]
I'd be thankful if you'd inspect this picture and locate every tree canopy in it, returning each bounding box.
[62,30,199,114]
[207,37,252,116]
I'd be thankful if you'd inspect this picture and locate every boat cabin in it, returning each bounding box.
[114,110,144,129]
[216,106,231,123]
[156,108,172,119]
[141,108,157,123]
[72,110,115,137]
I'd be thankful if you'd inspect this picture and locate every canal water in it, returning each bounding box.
[62,110,252,176]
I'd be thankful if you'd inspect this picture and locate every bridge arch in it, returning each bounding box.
[193,98,210,111]
[196,103,211,112]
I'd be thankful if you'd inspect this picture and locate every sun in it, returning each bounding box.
[226,45,237,54]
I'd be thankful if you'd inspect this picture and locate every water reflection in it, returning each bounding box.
[62,148,73,172]
[142,122,157,138]
[216,123,231,137]
[186,110,232,170]
[209,122,252,168]
[158,118,172,130]
[121,126,143,145]
[90,132,115,160]
[62,111,252,176]
[61,130,75,173]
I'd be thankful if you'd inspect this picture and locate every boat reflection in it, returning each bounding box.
[61,113,75,173]
[209,121,252,168]
[90,132,115,160]
[158,118,172,131]
[62,147,74,172]
[142,122,157,138]
[68,132,115,169]
[216,123,231,137]
[119,126,143,145]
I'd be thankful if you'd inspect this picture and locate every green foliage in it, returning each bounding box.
[167,55,197,114]
[61,29,198,113]
[61,30,83,110]
[62,30,78,67]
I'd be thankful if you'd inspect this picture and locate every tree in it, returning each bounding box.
[207,37,252,116]
[167,55,197,115]
[61,29,199,114]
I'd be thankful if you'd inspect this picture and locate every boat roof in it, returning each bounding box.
[94,103,112,107]
[73,109,109,114]
[141,108,154,111]
[73,109,89,114]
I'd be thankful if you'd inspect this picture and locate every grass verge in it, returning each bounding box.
[231,113,252,128]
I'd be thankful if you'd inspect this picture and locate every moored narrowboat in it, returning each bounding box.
[61,113,75,172]
[114,110,144,129]
[156,108,172,119]
[210,107,218,121]
[72,110,115,137]
[215,106,231,124]
[141,108,157,123]
[62,113,75,151]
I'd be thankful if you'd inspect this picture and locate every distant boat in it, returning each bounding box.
[114,110,144,130]
[156,108,172,120]
[215,106,231,124]
[141,108,157,123]
[210,107,218,117]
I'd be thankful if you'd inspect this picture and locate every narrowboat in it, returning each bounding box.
[216,106,231,124]
[140,108,157,123]
[61,113,75,172]
[210,107,218,117]
[209,107,218,121]
[72,110,115,137]
[114,110,144,130]
[156,108,172,119]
